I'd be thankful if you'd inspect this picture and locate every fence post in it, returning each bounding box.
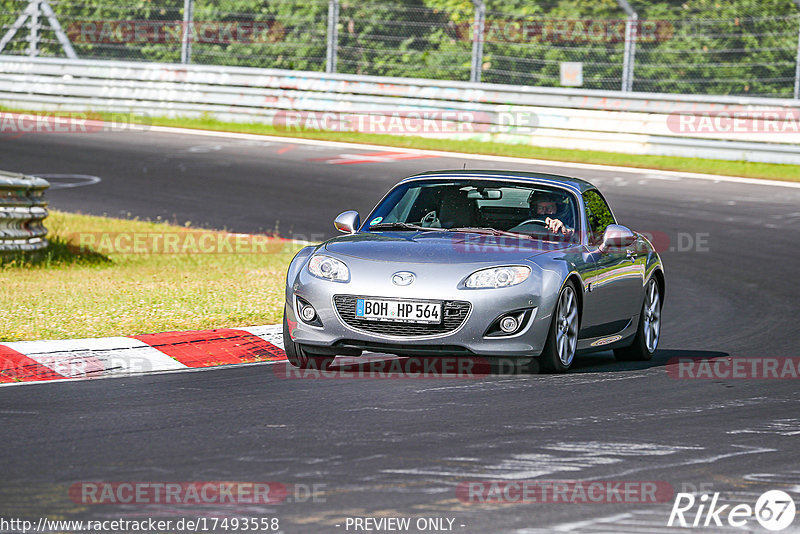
[617,0,638,92]
[795,21,800,99]
[794,2,800,99]
[181,0,194,64]
[40,0,78,59]
[470,0,485,83]
[326,0,339,73]
[28,0,40,57]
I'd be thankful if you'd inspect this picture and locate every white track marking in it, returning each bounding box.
[2,337,187,378]
[520,397,777,430]
[31,173,101,189]
[521,488,800,534]
[584,445,776,481]
[516,510,715,534]
[744,472,800,493]
[131,124,800,189]
[543,442,703,456]
[642,173,682,181]
[381,454,617,480]
[728,418,800,436]
[531,513,634,533]
[187,144,223,153]
[238,325,283,349]
[382,442,694,480]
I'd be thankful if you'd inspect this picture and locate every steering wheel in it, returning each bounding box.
[515,218,549,227]
[420,210,439,227]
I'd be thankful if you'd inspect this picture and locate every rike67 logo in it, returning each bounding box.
[668,490,796,531]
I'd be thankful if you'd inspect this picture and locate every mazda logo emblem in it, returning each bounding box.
[392,272,415,286]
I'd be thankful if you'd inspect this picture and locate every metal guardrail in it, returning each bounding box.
[0,170,49,254]
[1,0,800,98]
[0,56,798,165]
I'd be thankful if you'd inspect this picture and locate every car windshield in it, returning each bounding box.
[365,179,579,241]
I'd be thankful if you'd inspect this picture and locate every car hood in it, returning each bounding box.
[323,231,570,264]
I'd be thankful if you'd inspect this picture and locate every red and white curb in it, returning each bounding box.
[0,325,285,385]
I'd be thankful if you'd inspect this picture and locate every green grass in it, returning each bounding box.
[0,211,303,342]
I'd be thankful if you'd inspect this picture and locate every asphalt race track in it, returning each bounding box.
[1,128,799,533]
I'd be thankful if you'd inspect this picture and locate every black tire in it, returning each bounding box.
[614,278,662,362]
[539,281,580,373]
[282,308,334,370]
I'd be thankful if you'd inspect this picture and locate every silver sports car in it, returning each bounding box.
[283,170,664,373]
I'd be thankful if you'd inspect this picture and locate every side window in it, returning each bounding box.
[583,190,615,244]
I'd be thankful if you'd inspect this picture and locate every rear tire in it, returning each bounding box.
[539,281,580,373]
[282,308,334,370]
[614,278,662,362]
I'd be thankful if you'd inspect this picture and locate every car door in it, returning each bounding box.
[579,190,644,337]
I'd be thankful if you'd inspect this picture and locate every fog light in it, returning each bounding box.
[300,304,317,322]
[500,316,519,333]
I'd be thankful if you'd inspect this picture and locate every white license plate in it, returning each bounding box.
[355,298,442,324]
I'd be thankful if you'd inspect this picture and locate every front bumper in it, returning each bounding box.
[285,260,554,358]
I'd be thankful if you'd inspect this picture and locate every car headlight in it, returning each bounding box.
[464,266,531,288]
[307,255,350,282]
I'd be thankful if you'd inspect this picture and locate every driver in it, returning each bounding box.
[531,192,574,238]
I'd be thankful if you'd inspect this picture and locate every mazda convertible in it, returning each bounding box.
[283,170,664,373]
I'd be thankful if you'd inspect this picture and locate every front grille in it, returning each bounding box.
[333,295,471,337]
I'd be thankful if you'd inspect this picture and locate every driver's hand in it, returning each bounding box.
[545,217,566,235]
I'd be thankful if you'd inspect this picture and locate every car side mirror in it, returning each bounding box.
[599,224,636,253]
[334,211,360,234]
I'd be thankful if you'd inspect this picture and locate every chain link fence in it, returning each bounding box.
[1,0,800,98]
[336,2,470,80]
[191,0,328,70]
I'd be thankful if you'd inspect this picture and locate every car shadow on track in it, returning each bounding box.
[567,349,730,375]
[295,349,730,377]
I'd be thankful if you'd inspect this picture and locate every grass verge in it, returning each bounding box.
[0,211,303,342]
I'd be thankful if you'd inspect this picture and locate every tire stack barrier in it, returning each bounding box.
[0,171,49,255]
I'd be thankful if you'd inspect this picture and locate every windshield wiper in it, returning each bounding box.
[369,222,437,232]
[446,227,533,240]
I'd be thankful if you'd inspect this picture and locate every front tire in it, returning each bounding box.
[614,278,662,362]
[282,308,334,370]
[540,281,580,373]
